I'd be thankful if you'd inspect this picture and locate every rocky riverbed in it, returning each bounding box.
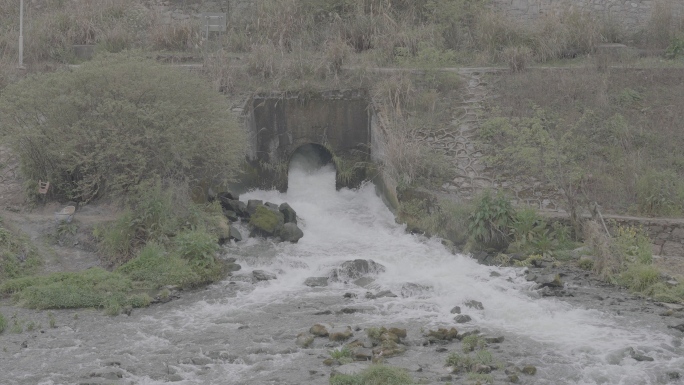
[1,257,683,385]
[2,162,684,385]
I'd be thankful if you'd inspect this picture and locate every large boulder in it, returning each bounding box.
[246,199,263,216]
[229,225,243,242]
[249,205,284,237]
[279,202,297,224]
[331,259,386,281]
[279,223,304,243]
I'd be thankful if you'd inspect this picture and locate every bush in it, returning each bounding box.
[0,312,6,333]
[635,170,684,216]
[468,191,515,251]
[0,51,245,203]
[502,46,532,72]
[618,264,660,293]
[0,221,41,280]
[174,229,220,270]
[149,19,200,51]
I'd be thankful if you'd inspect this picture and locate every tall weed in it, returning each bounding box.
[468,191,515,251]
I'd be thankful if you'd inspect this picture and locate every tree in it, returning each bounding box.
[0,52,245,202]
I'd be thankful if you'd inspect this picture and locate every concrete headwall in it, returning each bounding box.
[491,0,684,29]
[245,89,371,191]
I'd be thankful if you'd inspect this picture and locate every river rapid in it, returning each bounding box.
[1,158,683,384]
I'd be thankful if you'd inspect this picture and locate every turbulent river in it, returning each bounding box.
[2,158,684,384]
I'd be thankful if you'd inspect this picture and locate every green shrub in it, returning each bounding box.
[447,349,496,374]
[96,181,226,265]
[617,264,660,293]
[330,365,414,385]
[329,346,353,364]
[462,334,486,353]
[0,51,245,203]
[614,225,652,265]
[96,210,137,263]
[0,221,41,280]
[468,191,515,251]
[0,312,6,333]
[635,170,684,216]
[175,229,219,269]
[446,352,473,372]
[665,36,684,59]
[646,282,684,303]
[578,258,594,270]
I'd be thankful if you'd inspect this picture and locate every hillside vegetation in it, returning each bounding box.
[0,0,683,312]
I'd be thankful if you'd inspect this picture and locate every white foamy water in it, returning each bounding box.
[2,158,682,385]
[218,159,684,384]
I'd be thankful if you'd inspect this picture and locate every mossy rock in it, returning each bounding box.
[521,365,537,375]
[249,205,284,236]
[310,323,329,337]
[372,339,406,358]
[427,327,459,341]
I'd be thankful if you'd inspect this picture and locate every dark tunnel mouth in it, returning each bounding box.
[288,143,334,173]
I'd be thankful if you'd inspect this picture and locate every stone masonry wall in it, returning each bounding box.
[490,0,684,29]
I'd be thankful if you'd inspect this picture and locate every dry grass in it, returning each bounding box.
[487,67,684,214]
[584,220,621,280]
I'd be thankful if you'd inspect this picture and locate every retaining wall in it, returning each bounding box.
[491,0,684,29]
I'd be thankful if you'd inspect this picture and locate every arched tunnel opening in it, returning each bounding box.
[288,143,334,174]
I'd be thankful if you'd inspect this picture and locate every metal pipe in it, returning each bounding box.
[19,0,24,68]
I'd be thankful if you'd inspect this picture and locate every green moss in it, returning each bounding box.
[249,205,282,234]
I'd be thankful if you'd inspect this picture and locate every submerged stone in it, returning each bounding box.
[331,259,386,281]
[464,300,484,310]
[329,326,353,341]
[253,270,277,281]
[310,324,330,337]
[426,327,459,341]
[521,365,537,375]
[304,277,329,287]
[296,332,314,348]
[400,282,432,298]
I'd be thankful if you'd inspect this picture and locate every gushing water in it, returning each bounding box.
[2,157,682,384]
